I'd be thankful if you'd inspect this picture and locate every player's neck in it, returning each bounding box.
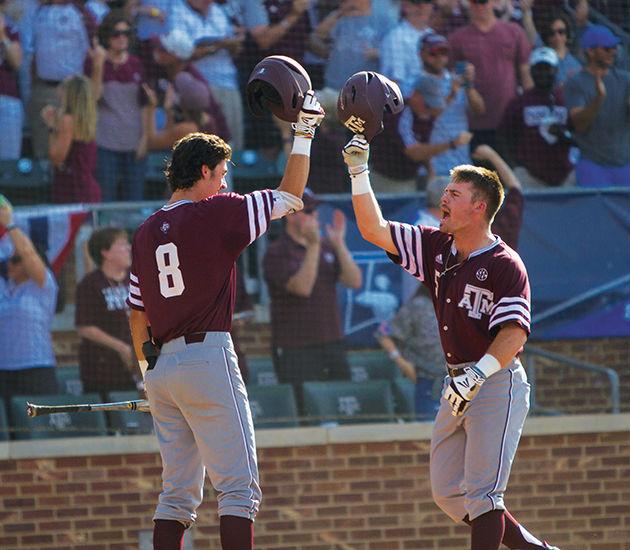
[169,186,207,204]
[452,226,494,261]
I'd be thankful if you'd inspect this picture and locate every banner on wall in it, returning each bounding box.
[316,189,630,344]
[0,205,89,274]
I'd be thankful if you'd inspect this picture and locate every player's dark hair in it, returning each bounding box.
[450,164,505,222]
[165,132,232,191]
[88,227,127,267]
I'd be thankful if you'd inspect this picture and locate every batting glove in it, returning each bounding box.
[342,134,369,175]
[443,365,487,416]
[292,90,325,140]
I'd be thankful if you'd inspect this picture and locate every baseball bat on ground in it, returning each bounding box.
[26,399,151,417]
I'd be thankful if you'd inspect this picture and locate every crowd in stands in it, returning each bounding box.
[0,0,629,435]
[0,0,626,203]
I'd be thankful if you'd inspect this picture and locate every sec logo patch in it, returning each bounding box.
[476,268,488,281]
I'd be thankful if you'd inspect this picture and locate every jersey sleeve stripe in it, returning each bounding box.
[245,194,257,243]
[491,303,530,321]
[488,312,531,332]
[127,295,145,309]
[254,191,270,237]
[262,190,273,220]
[129,283,141,295]
[130,272,139,283]
[491,296,529,312]
[390,222,424,281]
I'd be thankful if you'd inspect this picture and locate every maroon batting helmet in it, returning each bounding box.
[246,55,312,123]
[337,71,404,142]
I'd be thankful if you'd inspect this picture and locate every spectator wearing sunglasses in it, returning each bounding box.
[565,25,630,187]
[540,13,581,88]
[263,188,362,416]
[86,10,149,201]
[0,197,59,429]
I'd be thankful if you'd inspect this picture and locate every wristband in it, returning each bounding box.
[388,349,401,360]
[475,353,501,379]
[350,170,372,195]
[138,360,148,376]
[291,136,312,156]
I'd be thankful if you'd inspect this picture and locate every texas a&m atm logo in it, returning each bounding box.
[344,115,367,135]
[458,284,494,319]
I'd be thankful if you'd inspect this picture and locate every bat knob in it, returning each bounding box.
[26,403,35,417]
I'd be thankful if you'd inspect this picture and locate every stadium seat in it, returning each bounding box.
[231,149,282,194]
[10,393,108,440]
[302,380,396,425]
[246,356,279,386]
[347,350,400,382]
[247,384,299,429]
[0,158,51,205]
[0,398,8,441]
[56,365,84,396]
[106,391,154,435]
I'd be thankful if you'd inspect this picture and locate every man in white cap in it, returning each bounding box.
[499,47,575,189]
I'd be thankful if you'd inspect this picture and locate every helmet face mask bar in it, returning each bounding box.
[337,71,404,142]
[246,55,312,123]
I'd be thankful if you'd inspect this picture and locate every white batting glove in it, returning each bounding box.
[443,365,486,416]
[342,134,369,175]
[292,90,325,140]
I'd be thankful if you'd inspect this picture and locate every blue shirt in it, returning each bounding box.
[170,0,238,90]
[0,270,57,371]
[29,3,90,82]
[324,13,394,90]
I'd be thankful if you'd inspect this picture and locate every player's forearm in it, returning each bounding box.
[276,142,310,198]
[129,309,150,363]
[485,324,528,368]
[351,192,397,254]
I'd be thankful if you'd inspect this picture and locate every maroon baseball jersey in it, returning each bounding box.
[126,191,273,344]
[388,223,531,364]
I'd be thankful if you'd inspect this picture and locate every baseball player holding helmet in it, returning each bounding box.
[127,56,324,550]
[340,72,560,550]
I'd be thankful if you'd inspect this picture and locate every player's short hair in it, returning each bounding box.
[88,227,127,267]
[165,132,232,191]
[450,164,505,222]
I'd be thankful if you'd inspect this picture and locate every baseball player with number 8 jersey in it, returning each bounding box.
[126,89,324,549]
[343,129,560,548]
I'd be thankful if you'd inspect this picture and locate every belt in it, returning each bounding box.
[447,366,466,378]
[184,332,207,344]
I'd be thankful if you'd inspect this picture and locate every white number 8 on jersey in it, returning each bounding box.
[155,243,185,298]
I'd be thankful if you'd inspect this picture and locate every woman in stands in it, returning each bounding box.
[541,13,582,88]
[42,75,101,204]
[0,197,58,428]
[88,10,149,202]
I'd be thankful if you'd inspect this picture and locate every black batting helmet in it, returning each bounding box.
[246,55,312,123]
[337,71,404,142]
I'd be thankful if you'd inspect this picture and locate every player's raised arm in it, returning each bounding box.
[343,135,397,254]
[276,90,324,199]
[336,71,404,255]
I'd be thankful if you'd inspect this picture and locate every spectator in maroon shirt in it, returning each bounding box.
[87,10,149,202]
[263,189,362,414]
[76,226,142,398]
[41,75,101,204]
[498,47,575,188]
[0,10,22,160]
[448,0,533,151]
